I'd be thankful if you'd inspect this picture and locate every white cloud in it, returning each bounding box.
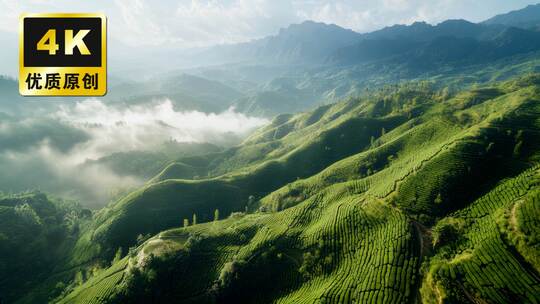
[102,0,300,48]
[296,0,443,33]
[382,0,411,11]
[0,0,22,32]
[0,98,268,206]
[297,2,377,33]
[0,0,537,53]
[54,98,268,160]
[11,143,143,204]
[114,0,176,46]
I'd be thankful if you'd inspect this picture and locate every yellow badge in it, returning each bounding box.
[19,13,107,96]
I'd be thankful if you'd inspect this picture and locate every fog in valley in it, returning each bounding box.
[0,98,267,207]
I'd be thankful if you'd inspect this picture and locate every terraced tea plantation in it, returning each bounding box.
[5,76,540,303]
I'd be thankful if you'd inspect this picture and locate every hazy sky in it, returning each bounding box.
[1,0,538,48]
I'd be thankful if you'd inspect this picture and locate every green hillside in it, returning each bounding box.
[0,192,92,303]
[45,75,540,304]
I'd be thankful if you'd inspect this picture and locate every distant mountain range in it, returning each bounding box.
[4,3,540,118]
[203,3,540,116]
[331,24,540,66]
[199,4,540,67]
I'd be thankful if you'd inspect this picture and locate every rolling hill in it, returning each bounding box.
[37,75,540,304]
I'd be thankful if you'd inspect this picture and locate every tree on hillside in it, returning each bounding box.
[183,218,189,228]
[513,141,523,158]
[214,209,220,222]
[486,142,495,154]
[434,193,443,205]
[192,213,198,225]
[112,248,123,264]
[440,87,450,100]
[137,234,150,245]
[74,271,84,286]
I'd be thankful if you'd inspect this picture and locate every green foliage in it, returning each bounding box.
[514,140,523,157]
[432,217,465,248]
[12,75,540,304]
[216,258,247,290]
[421,166,540,303]
[112,248,123,265]
[0,191,90,303]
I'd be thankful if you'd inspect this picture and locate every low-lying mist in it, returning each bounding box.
[0,99,268,207]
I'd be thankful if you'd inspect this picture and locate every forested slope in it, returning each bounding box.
[54,76,540,304]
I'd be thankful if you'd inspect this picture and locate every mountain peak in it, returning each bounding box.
[277,20,356,36]
[248,20,361,64]
[438,19,475,26]
[410,21,430,27]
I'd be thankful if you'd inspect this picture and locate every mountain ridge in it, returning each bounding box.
[483,3,540,29]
